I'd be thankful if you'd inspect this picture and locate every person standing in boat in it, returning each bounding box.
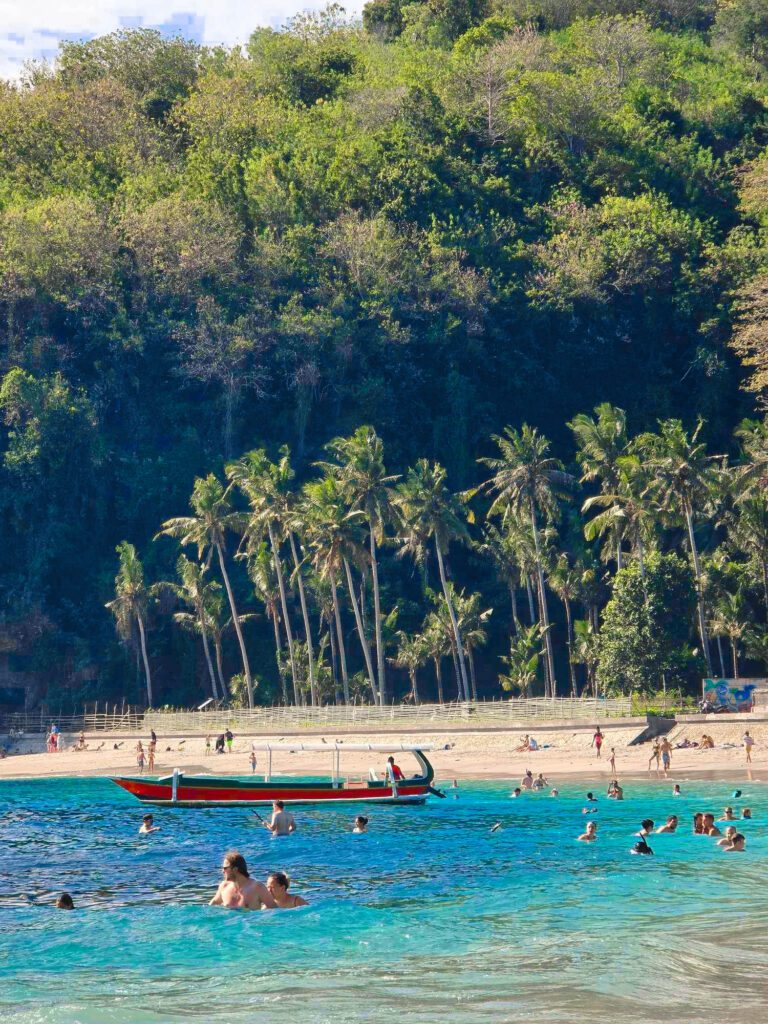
[386,756,404,783]
[265,800,296,836]
[210,851,276,910]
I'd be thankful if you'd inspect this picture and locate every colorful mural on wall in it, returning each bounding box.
[702,679,759,712]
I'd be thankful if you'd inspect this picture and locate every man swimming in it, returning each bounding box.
[139,813,159,834]
[723,833,746,852]
[265,800,296,836]
[210,851,276,910]
[718,807,736,821]
[717,826,738,848]
[701,813,721,836]
[656,815,678,834]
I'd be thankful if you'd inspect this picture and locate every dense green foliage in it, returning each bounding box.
[2,5,768,706]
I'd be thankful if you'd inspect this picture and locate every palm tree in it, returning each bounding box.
[391,631,429,704]
[164,555,220,698]
[569,403,628,568]
[451,587,492,701]
[422,613,450,703]
[478,425,574,696]
[734,416,768,499]
[571,618,599,696]
[106,541,153,706]
[500,623,544,696]
[303,475,377,704]
[245,541,287,703]
[728,496,768,615]
[156,474,254,705]
[710,591,749,678]
[582,453,656,595]
[225,450,306,705]
[477,523,523,633]
[549,554,581,697]
[634,419,721,676]
[395,460,472,701]
[322,427,399,704]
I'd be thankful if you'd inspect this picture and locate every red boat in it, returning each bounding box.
[111,742,441,807]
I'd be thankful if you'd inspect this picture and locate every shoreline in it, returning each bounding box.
[0,716,763,784]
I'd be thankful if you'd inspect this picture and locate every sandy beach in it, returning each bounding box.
[2,716,766,784]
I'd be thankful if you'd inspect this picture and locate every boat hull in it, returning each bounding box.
[111,775,431,807]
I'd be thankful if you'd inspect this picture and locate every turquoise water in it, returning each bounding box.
[2,776,767,1023]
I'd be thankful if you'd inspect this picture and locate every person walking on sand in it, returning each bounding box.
[210,852,276,910]
[608,747,616,774]
[225,729,234,753]
[147,738,156,772]
[592,728,603,758]
[136,741,145,774]
[249,751,257,774]
[660,737,672,775]
[205,735,211,756]
[648,740,661,773]
[743,730,754,763]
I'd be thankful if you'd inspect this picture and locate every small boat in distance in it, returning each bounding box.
[111,742,441,807]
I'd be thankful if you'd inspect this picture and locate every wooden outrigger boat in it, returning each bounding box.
[111,742,443,807]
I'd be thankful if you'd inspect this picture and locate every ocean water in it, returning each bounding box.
[1,775,767,1024]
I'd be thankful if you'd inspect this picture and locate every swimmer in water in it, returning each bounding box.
[723,833,746,852]
[577,821,598,842]
[701,813,721,837]
[139,813,159,834]
[693,812,704,834]
[631,838,654,856]
[742,808,752,819]
[55,893,75,910]
[266,871,308,908]
[717,826,737,848]
[511,788,522,798]
[672,784,682,797]
[656,815,678,834]
[353,815,368,833]
[265,800,296,836]
[636,819,654,838]
[550,788,559,797]
[210,851,276,910]
[718,807,736,822]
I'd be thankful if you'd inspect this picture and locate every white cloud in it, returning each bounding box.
[0,0,364,80]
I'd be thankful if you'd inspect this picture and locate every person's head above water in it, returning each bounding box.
[550,789,559,796]
[512,788,522,796]
[222,851,248,878]
[586,792,595,800]
[729,833,746,850]
[267,870,291,894]
[742,808,752,819]
[641,819,654,833]
[632,839,653,856]
[142,813,153,823]
[56,892,74,910]
[354,815,368,828]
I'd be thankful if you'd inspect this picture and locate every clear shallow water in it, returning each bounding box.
[1,776,767,1023]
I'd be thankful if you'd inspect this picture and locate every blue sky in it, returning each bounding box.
[0,1,364,80]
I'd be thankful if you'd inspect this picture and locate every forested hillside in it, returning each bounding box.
[2,0,768,708]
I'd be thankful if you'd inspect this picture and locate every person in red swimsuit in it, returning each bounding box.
[386,756,404,781]
[592,728,603,758]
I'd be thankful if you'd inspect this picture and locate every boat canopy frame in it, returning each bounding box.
[245,742,434,785]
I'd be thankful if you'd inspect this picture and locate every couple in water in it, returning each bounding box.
[210,851,307,910]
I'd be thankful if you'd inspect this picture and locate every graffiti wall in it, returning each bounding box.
[702,679,761,712]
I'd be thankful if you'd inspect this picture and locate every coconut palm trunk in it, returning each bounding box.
[616,538,623,572]
[731,639,739,679]
[434,656,444,703]
[509,585,520,635]
[716,635,726,678]
[562,596,577,698]
[136,613,153,707]
[468,648,478,701]
[270,609,287,703]
[213,634,227,697]
[369,531,387,704]
[684,502,713,676]
[434,540,470,702]
[215,539,253,708]
[343,556,379,704]
[529,500,556,697]
[198,614,219,699]
[331,580,350,704]
[268,522,299,705]
[526,576,536,624]
[288,533,317,706]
